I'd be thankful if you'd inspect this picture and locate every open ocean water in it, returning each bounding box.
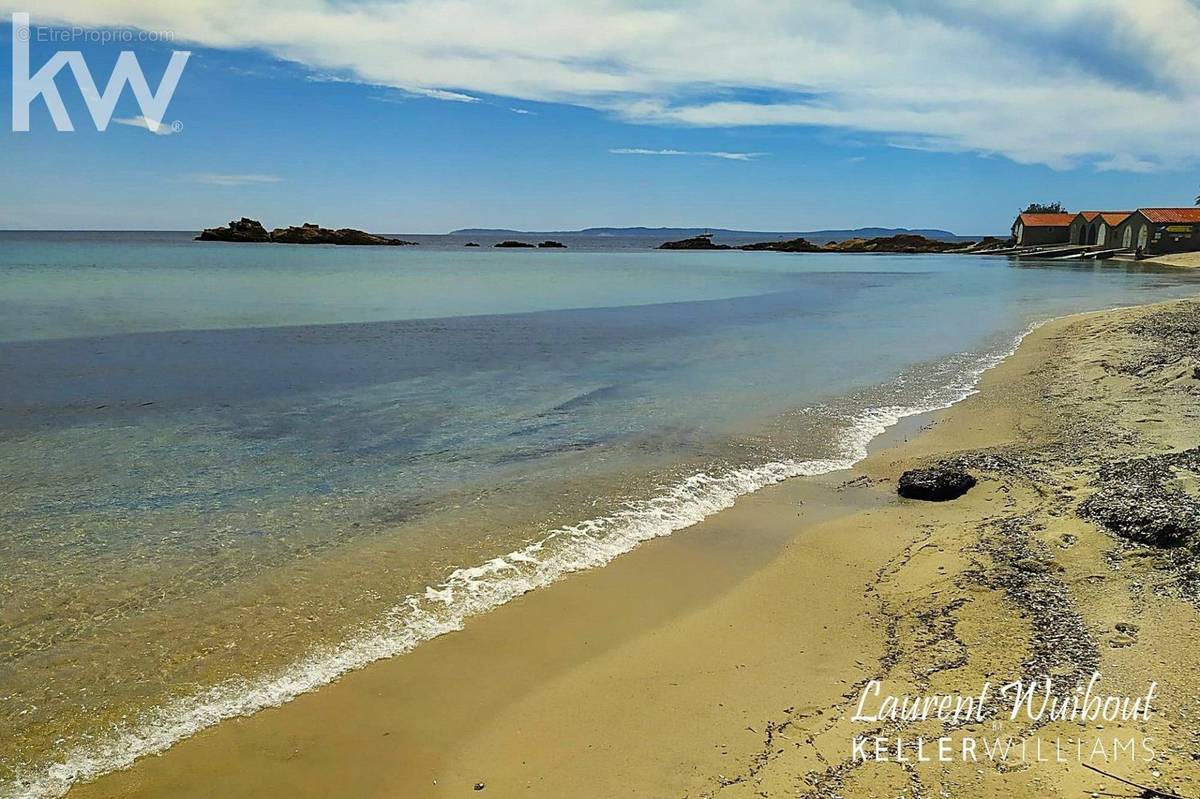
[3,231,1200,797]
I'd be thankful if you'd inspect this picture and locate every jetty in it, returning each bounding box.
[992,244,1134,261]
[1055,247,1127,261]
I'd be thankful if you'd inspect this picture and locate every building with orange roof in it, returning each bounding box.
[1113,209,1200,255]
[1069,211,1132,246]
[1011,212,1074,246]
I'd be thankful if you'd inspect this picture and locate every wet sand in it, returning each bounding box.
[69,299,1200,799]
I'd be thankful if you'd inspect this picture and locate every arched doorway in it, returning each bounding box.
[1123,225,1133,249]
[1138,225,1149,250]
[1097,224,1107,246]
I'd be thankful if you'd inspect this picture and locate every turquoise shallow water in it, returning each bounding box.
[3,232,1200,797]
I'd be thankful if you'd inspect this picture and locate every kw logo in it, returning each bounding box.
[10,13,190,133]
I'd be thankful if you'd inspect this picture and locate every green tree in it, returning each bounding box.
[1021,202,1065,214]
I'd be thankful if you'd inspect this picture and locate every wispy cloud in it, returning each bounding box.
[29,1,1200,171]
[610,148,764,161]
[406,87,479,103]
[190,173,285,187]
[510,108,533,115]
[1095,154,1159,174]
[113,116,177,136]
[309,73,479,103]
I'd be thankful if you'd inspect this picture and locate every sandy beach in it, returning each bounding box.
[65,298,1200,798]
[1148,252,1200,269]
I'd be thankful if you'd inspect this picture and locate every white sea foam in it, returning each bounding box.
[5,323,1039,799]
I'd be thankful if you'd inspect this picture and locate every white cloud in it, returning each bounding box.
[23,0,1200,171]
[610,148,764,161]
[190,173,285,186]
[112,115,177,135]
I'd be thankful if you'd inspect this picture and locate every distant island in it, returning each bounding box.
[493,240,567,249]
[658,232,1009,254]
[450,226,985,243]
[197,218,417,246]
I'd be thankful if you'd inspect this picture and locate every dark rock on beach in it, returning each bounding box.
[494,240,536,248]
[657,233,732,250]
[1078,447,1200,547]
[195,217,271,243]
[897,465,977,501]
[537,240,566,248]
[739,237,823,253]
[197,219,416,245]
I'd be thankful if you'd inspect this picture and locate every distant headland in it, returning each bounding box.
[451,225,983,243]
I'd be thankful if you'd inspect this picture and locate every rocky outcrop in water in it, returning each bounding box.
[964,236,1013,252]
[494,240,536,248]
[537,241,566,248]
[897,465,977,501]
[196,219,416,245]
[658,233,732,250]
[824,234,968,254]
[739,238,823,253]
[268,223,416,246]
[195,217,271,243]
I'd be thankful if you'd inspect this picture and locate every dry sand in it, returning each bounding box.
[68,300,1200,799]
[1147,252,1200,269]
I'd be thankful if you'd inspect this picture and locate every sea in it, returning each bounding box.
[2,230,1199,798]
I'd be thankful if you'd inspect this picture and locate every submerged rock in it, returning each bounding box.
[657,233,731,250]
[897,466,977,501]
[494,240,536,248]
[195,217,271,242]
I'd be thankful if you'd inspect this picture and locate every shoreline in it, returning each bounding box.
[14,327,1036,799]
[58,298,1200,798]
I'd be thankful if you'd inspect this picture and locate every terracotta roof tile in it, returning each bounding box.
[1019,213,1075,227]
[1138,208,1200,224]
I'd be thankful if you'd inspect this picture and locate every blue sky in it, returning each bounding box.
[2,2,1198,234]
